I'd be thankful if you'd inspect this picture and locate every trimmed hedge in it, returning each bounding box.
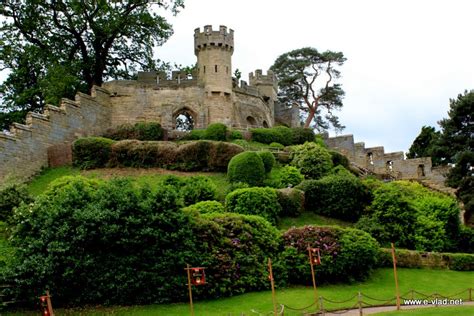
[204,123,227,141]
[180,176,218,206]
[250,126,293,146]
[291,127,315,144]
[229,130,243,140]
[290,142,333,179]
[108,140,177,168]
[225,187,281,224]
[72,137,115,169]
[104,122,164,141]
[183,201,225,215]
[227,152,265,186]
[276,188,304,217]
[258,151,276,173]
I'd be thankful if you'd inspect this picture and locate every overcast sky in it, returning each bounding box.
[1,1,473,154]
[155,0,474,153]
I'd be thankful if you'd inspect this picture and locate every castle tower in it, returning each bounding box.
[249,69,278,118]
[194,25,234,94]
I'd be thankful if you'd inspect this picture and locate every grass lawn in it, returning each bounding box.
[278,211,353,230]
[5,268,473,315]
[372,306,474,315]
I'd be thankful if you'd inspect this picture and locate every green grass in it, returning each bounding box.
[278,211,353,230]
[373,306,474,315]
[5,268,474,315]
[0,221,14,268]
[27,166,79,196]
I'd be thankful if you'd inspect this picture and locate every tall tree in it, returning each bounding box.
[406,126,441,164]
[270,47,346,130]
[0,0,184,128]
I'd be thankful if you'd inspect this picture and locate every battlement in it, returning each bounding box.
[249,69,277,87]
[194,25,234,54]
[136,71,198,88]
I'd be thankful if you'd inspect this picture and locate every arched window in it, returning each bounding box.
[262,120,269,128]
[246,116,257,127]
[174,108,195,131]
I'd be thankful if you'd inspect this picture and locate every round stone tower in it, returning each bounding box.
[194,25,234,94]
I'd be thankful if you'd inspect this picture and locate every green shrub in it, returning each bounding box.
[183,201,225,215]
[108,140,177,168]
[225,187,281,224]
[257,151,276,173]
[281,226,379,284]
[183,129,205,140]
[297,173,371,222]
[204,123,227,141]
[278,165,304,188]
[104,122,163,140]
[175,141,212,171]
[269,142,284,149]
[448,253,474,271]
[458,226,474,253]
[208,142,245,171]
[291,127,315,144]
[181,176,218,206]
[6,177,196,306]
[329,150,350,169]
[229,130,243,140]
[0,183,33,222]
[250,126,292,146]
[72,137,115,169]
[290,142,333,179]
[227,152,265,186]
[276,188,304,217]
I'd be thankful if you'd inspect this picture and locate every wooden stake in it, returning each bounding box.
[186,264,195,316]
[268,258,278,316]
[308,248,319,312]
[391,243,401,310]
[45,290,54,316]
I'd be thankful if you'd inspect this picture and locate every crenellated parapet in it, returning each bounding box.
[249,69,278,92]
[0,86,112,182]
[194,25,234,54]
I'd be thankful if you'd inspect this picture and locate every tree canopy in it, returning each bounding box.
[270,47,346,130]
[0,0,184,128]
[406,126,441,165]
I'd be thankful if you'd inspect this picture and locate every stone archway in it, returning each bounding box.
[246,116,257,127]
[173,108,197,131]
[262,120,269,128]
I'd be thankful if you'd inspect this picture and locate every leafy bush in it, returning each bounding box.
[448,253,474,271]
[104,122,163,140]
[291,127,315,144]
[269,142,284,149]
[204,123,227,141]
[0,183,33,222]
[191,213,283,297]
[208,141,245,171]
[6,176,196,306]
[290,142,333,179]
[109,140,177,168]
[296,173,371,222]
[227,152,265,186]
[258,151,276,173]
[183,201,225,215]
[176,141,244,171]
[276,188,304,217]
[225,187,281,224]
[329,150,350,169]
[181,176,218,206]
[278,165,304,188]
[250,126,292,146]
[281,226,379,284]
[183,129,206,140]
[229,130,243,140]
[72,137,115,169]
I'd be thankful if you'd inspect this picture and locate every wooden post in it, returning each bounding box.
[308,248,319,312]
[391,243,401,310]
[45,290,54,316]
[268,258,278,316]
[185,264,195,316]
[469,288,472,302]
[319,296,325,316]
[358,292,363,316]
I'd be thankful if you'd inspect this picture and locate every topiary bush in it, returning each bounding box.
[225,187,281,224]
[180,176,218,206]
[276,188,304,217]
[0,183,33,222]
[227,152,265,186]
[258,151,276,173]
[72,137,115,169]
[204,123,227,141]
[329,150,350,170]
[104,122,163,141]
[5,176,197,306]
[250,126,292,146]
[229,130,243,140]
[281,226,379,284]
[290,142,333,179]
[183,201,225,215]
[290,127,315,144]
[108,140,178,168]
[296,173,371,222]
[208,142,245,171]
[269,142,284,149]
[278,165,304,188]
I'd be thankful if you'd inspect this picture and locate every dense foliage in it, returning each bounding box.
[250,126,293,146]
[296,173,371,222]
[356,181,462,252]
[204,123,228,141]
[276,188,305,217]
[182,201,225,215]
[227,152,265,186]
[290,142,333,179]
[72,137,115,169]
[406,126,441,164]
[257,151,276,173]
[225,187,281,224]
[268,165,304,189]
[281,226,379,284]
[104,122,164,141]
[0,183,33,222]
[179,176,218,206]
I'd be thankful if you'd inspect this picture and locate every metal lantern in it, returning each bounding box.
[308,247,321,265]
[191,267,206,286]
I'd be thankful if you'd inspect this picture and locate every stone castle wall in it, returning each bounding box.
[0,86,111,181]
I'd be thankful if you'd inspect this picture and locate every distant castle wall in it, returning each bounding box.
[0,86,111,182]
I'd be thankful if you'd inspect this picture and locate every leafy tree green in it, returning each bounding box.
[406,126,441,164]
[0,1,184,128]
[270,47,346,130]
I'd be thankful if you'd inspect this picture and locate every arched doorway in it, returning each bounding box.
[262,120,269,128]
[174,108,196,131]
[246,116,257,127]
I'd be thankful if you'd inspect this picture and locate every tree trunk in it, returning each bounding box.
[304,109,316,128]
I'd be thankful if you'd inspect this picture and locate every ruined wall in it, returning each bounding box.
[0,86,111,182]
[232,90,273,128]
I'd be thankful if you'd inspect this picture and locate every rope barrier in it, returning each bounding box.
[283,301,316,311]
[361,293,397,302]
[321,294,358,304]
